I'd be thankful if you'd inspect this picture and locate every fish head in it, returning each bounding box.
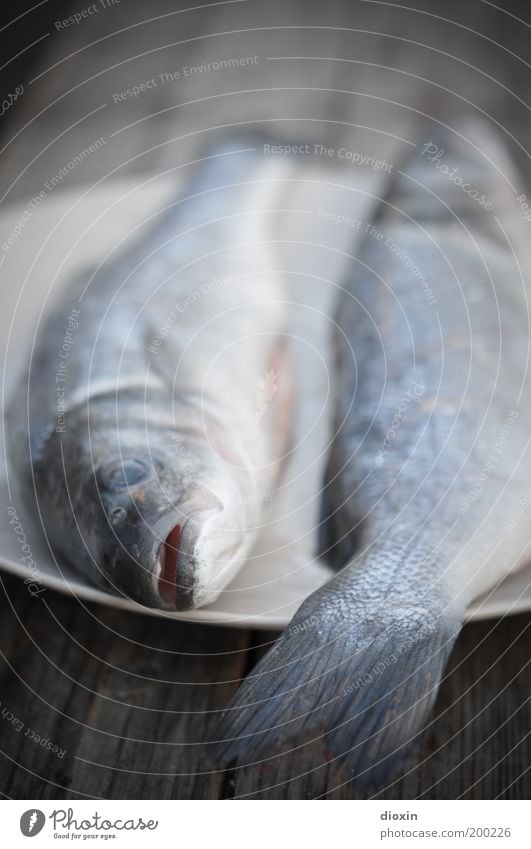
[38,394,260,611]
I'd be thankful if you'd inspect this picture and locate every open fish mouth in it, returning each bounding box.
[153,508,245,611]
[153,508,218,611]
[158,523,182,606]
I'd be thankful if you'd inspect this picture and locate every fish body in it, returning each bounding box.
[8,140,292,610]
[211,121,531,784]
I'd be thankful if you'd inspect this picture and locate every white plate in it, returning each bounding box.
[1,179,530,628]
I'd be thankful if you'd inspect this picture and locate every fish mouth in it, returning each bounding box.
[108,496,246,612]
[155,506,238,611]
[158,523,182,606]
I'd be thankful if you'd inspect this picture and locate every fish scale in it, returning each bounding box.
[209,120,531,786]
[8,140,293,611]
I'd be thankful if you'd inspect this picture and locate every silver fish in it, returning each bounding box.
[210,121,531,785]
[8,140,292,610]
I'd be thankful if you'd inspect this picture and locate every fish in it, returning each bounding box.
[209,120,531,786]
[8,139,293,611]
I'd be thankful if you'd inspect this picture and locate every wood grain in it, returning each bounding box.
[0,575,528,799]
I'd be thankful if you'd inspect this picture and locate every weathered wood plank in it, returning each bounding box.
[0,575,529,798]
[4,0,531,203]
[0,575,248,799]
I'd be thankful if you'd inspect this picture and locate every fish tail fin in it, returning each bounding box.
[207,576,463,788]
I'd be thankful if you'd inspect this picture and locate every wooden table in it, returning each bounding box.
[0,574,528,799]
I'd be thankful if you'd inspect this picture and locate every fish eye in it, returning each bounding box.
[98,458,155,489]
